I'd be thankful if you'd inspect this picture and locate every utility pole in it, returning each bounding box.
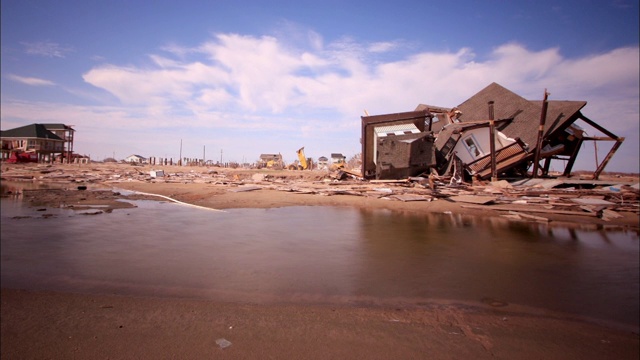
[220,149,223,165]
[203,145,206,165]
[179,139,183,166]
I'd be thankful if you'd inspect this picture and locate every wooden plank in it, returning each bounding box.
[449,195,496,205]
[391,194,431,202]
[369,179,409,184]
[229,186,261,192]
[571,198,615,205]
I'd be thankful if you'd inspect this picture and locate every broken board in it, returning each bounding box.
[448,195,496,205]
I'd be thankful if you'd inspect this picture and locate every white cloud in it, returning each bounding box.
[4,32,639,171]
[6,74,55,86]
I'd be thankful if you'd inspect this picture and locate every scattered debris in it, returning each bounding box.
[2,163,637,226]
[215,338,232,349]
[149,170,165,178]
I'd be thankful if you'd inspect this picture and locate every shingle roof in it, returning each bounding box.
[456,83,586,149]
[0,124,64,140]
[42,123,75,131]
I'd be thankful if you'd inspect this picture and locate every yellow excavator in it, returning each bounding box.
[330,158,346,171]
[265,153,283,169]
[288,147,312,170]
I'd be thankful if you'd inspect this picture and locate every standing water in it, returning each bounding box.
[1,182,638,331]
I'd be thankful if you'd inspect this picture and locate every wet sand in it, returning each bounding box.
[1,163,639,359]
[2,289,638,360]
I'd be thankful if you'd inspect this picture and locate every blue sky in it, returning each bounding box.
[2,0,638,172]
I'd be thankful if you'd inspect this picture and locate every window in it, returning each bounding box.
[463,136,483,158]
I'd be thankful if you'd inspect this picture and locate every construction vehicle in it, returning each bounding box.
[330,158,346,171]
[263,153,283,169]
[287,147,312,170]
[266,159,283,169]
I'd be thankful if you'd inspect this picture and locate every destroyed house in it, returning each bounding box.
[452,83,624,179]
[362,83,623,180]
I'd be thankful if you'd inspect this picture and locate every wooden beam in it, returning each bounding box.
[578,113,619,140]
[592,137,625,180]
[582,136,617,141]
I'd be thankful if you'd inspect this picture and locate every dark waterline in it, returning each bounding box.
[1,182,638,330]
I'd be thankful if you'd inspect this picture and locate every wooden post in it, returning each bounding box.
[488,101,497,182]
[532,89,549,178]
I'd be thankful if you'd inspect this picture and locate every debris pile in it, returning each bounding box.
[1,163,638,224]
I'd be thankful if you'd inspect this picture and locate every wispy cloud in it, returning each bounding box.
[367,41,398,53]
[6,74,55,86]
[21,41,73,58]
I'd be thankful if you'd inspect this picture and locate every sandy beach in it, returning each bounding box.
[1,163,639,359]
[2,288,639,360]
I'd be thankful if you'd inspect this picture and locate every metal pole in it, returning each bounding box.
[532,89,549,178]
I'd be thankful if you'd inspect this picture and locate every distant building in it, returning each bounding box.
[1,123,75,163]
[330,153,346,164]
[317,156,329,170]
[125,154,147,164]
